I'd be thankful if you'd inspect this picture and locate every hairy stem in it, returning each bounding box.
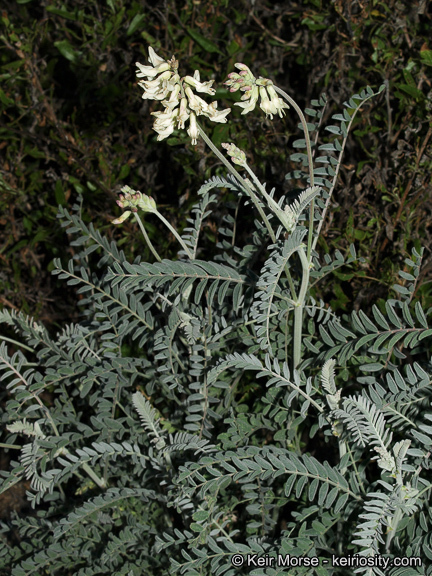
[0,336,35,353]
[273,85,315,260]
[197,124,276,244]
[154,211,193,259]
[134,213,162,262]
[243,163,297,299]
[311,88,382,254]
[293,247,310,370]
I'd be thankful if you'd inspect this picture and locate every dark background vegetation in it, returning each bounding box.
[1,0,432,325]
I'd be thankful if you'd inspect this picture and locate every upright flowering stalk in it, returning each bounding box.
[113,185,193,259]
[136,47,231,144]
[226,61,318,256]
[222,143,297,234]
[128,50,316,369]
[224,62,319,371]
[112,185,157,224]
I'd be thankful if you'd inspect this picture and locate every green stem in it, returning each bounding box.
[154,211,193,259]
[133,213,161,262]
[197,124,276,244]
[243,163,280,213]
[0,336,35,353]
[273,85,315,260]
[310,89,381,254]
[243,163,297,299]
[338,438,347,475]
[198,125,298,299]
[81,462,106,488]
[293,247,310,370]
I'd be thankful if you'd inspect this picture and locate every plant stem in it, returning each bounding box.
[273,85,315,260]
[0,442,21,449]
[310,88,381,254]
[154,211,193,259]
[338,439,347,475]
[133,213,161,262]
[0,336,35,353]
[198,125,298,299]
[243,163,279,212]
[81,462,106,488]
[293,247,310,370]
[243,163,297,298]
[197,124,276,244]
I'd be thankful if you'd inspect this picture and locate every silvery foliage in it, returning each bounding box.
[0,76,431,576]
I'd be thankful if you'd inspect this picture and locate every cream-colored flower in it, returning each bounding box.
[139,71,170,91]
[234,85,259,115]
[148,46,165,67]
[113,186,158,224]
[185,86,209,115]
[136,60,171,79]
[177,97,190,129]
[266,85,290,118]
[152,115,175,132]
[259,86,277,119]
[205,103,231,123]
[187,112,199,145]
[138,70,174,100]
[155,124,175,141]
[227,63,290,120]
[112,210,132,225]
[152,108,178,140]
[161,84,181,110]
[136,47,172,79]
[183,73,216,95]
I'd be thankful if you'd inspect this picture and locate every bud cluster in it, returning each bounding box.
[136,47,231,144]
[224,63,290,119]
[221,142,247,166]
[113,185,157,225]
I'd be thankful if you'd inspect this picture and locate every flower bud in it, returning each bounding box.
[112,210,132,225]
[221,142,246,166]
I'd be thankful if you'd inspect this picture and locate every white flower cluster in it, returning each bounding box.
[224,63,289,119]
[136,47,231,145]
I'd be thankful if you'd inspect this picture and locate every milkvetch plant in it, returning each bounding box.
[1,45,431,576]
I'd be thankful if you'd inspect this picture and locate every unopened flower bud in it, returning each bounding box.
[112,210,132,225]
[221,142,247,166]
[235,63,251,72]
